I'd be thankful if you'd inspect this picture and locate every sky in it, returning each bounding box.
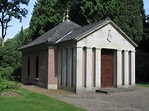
[1,0,149,40]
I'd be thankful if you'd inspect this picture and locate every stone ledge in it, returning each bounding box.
[96,87,134,94]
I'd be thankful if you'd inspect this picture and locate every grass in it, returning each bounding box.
[0,88,86,111]
[136,83,149,87]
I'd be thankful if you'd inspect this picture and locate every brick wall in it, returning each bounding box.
[21,49,48,88]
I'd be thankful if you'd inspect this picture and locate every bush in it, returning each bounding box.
[0,67,18,91]
[0,77,18,91]
[0,67,14,80]
[136,50,149,83]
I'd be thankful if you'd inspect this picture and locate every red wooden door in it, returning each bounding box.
[101,49,113,88]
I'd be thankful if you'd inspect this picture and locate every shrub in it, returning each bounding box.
[0,79,18,91]
[0,67,14,80]
[0,67,18,91]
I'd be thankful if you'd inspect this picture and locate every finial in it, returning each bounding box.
[63,8,69,22]
[105,17,111,20]
[66,8,69,20]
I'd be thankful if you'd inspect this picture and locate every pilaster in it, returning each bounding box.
[124,50,129,87]
[86,48,92,89]
[96,48,101,88]
[131,51,135,85]
[117,50,122,86]
[76,47,83,92]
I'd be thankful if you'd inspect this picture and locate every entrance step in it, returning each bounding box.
[96,87,134,94]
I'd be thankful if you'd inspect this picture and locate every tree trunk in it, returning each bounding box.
[2,38,4,47]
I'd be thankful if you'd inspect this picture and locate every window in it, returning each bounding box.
[36,56,39,78]
[27,57,30,77]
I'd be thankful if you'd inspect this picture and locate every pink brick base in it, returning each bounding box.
[48,49,58,87]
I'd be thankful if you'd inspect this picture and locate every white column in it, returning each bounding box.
[76,47,83,92]
[58,49,61,85]
[124,50,129,87]
[96,48,101,88]
[117,50,122,87]
[131,51,135,86]
[67,48,72,87]
[86,48,92,89]
[62,49,66,86]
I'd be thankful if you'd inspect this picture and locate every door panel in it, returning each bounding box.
[101,49,113,88]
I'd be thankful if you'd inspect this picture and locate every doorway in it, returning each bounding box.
[101,49,114,88]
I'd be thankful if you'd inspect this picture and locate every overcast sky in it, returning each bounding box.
[1,0,149,40]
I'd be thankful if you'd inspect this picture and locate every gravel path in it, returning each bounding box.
[21,84,149,111]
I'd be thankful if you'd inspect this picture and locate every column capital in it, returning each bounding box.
[124,50,129,52]
[117,49,122,51]
[96,48,101,50]
[131,50,136,53]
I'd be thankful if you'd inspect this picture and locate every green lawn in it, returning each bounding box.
[0,88,86,111]
[136,83,149,87]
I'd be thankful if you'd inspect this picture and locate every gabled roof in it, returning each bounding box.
[20,19,137,50]
[20,20,81,49]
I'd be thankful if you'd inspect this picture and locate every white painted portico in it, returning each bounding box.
[74,22,136,93]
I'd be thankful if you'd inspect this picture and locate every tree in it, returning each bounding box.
[0,0,30,47]
[29,0,76,40]
[112,0,145,43]
[29,0,62,40]
[30,0,145,43]
[69,0,145,43]
[139,15,149,51]
[14,26,32,47]
[69,0,105,25]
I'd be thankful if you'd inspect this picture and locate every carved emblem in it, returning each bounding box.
[107,30,112,42]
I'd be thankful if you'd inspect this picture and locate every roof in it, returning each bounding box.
[20,20,81,49]
[20,19,137,50]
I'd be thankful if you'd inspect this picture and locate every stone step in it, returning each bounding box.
[96,87,134,94]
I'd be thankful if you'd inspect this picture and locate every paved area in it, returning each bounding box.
[20,84,149,111]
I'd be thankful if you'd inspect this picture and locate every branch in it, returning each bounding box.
[3,16,11,37]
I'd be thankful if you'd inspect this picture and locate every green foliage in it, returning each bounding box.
[0,0,30,46]
[69,0,104,25]
[0,67,14,80]
[139,15,149,51]
[29,0,63,40]
[136,50,149,83]
[29,0,145,43]
[0,27,31,89]
[0,67,18,91]
[14,27,32,47]
[70,0,145,43]
[136,83,149,87]
[0,44,21,68]
[0,79,18,91]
